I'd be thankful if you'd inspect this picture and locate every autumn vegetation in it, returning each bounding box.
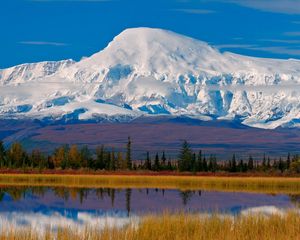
[1,138,300,174]
[0,212,299,240]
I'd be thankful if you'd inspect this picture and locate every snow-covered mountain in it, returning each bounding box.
[1,27,300,129]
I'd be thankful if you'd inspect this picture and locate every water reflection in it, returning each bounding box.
[0,186,298,231]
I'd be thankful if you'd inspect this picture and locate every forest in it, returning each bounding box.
[1,138,300,174]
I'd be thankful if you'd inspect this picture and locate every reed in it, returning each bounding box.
[0,174,300,194]
[0,212,299,240]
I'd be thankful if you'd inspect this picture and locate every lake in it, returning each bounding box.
[0,186,299,231]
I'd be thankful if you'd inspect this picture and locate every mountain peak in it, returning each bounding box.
[84,27,222,74]
[2,28,300,129]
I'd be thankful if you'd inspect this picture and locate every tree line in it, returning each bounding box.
[1,139,300,173]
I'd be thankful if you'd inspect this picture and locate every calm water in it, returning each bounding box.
[0,186,299,230]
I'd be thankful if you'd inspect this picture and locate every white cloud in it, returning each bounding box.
[215,42,300,57]
[259,39,300,44]
[247,46,300,56]
[284,32,300,36]
[216,44,257,49]
[19,41,68,46]
[211,0,300,15]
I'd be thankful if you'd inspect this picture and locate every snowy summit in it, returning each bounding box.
[1,27,300,129]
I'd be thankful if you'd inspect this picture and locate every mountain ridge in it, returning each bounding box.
[1,27,300,129]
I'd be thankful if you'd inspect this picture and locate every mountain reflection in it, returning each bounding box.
[0,186,298,218]
[0,187,202,214]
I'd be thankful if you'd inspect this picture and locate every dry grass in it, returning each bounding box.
[0,174,300,194]
[0,212,299,240]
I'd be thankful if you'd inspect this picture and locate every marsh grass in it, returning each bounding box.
[0,212,300,240]
[0,174,300,194]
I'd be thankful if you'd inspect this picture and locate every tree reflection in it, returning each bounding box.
[126,188,132,216]
[289,194,300,208]
[179,190,195,206]
[0,186,202,211]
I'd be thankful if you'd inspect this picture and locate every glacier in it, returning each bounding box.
[1,27,300,129]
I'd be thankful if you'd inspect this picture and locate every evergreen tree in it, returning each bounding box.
[161,151,166,168]
[0,141,6,168]
[231,154,237,172]
[197,150,203,172]
[95,145,105,170]
[30,149,44,169]
[47,156,55,169]
[80,145,91,168]
[153,153,160,171]
[278,157,284,173]
[60,145,70,169]
[126,137,132,170]
[287,153,291,170]
[178,140,193,171]
[238,159,245,172]
[262,154,267,171]
[167,159,172,170]
[110,148,116,170]
[145,151,151,170]
[202,156,208,172]
[208,155,213,172]
[209,155,217,173]
[191,153,197,173]
[248,155,254,170]
[105,151,111,170]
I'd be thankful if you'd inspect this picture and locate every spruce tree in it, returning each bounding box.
[80,145,92,168]
[110,148,116,170]
[191,153,196,173]
[231,154,237,172]
[287,153,291,170]
[105,152,111,170]
[0,141,6,168]
[238,160,244,172]
[208,155,213,172]
[211,155,217,172]
[145,151,151,170]
[278,157,284,173]
[262,154,267,171]
[197,150,203,172]
[161,151,166,168]
[126,137,132,170]
[167,159,172,170]
[95,145,105,170]
[202,156,208,172]
[248,155,254,170]
[178,140,193,171]
[153,153,160,171]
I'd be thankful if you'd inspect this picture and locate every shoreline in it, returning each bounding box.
[0,173,300,194]
[0,169,299,177]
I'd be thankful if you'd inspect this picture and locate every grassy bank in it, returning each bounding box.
[0,174,300,194]
[1,212,300,240]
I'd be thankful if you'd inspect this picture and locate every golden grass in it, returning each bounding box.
[1,212,300,240]
[0,174,300,194]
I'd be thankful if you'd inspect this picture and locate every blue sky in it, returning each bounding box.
[1,0,300,68]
